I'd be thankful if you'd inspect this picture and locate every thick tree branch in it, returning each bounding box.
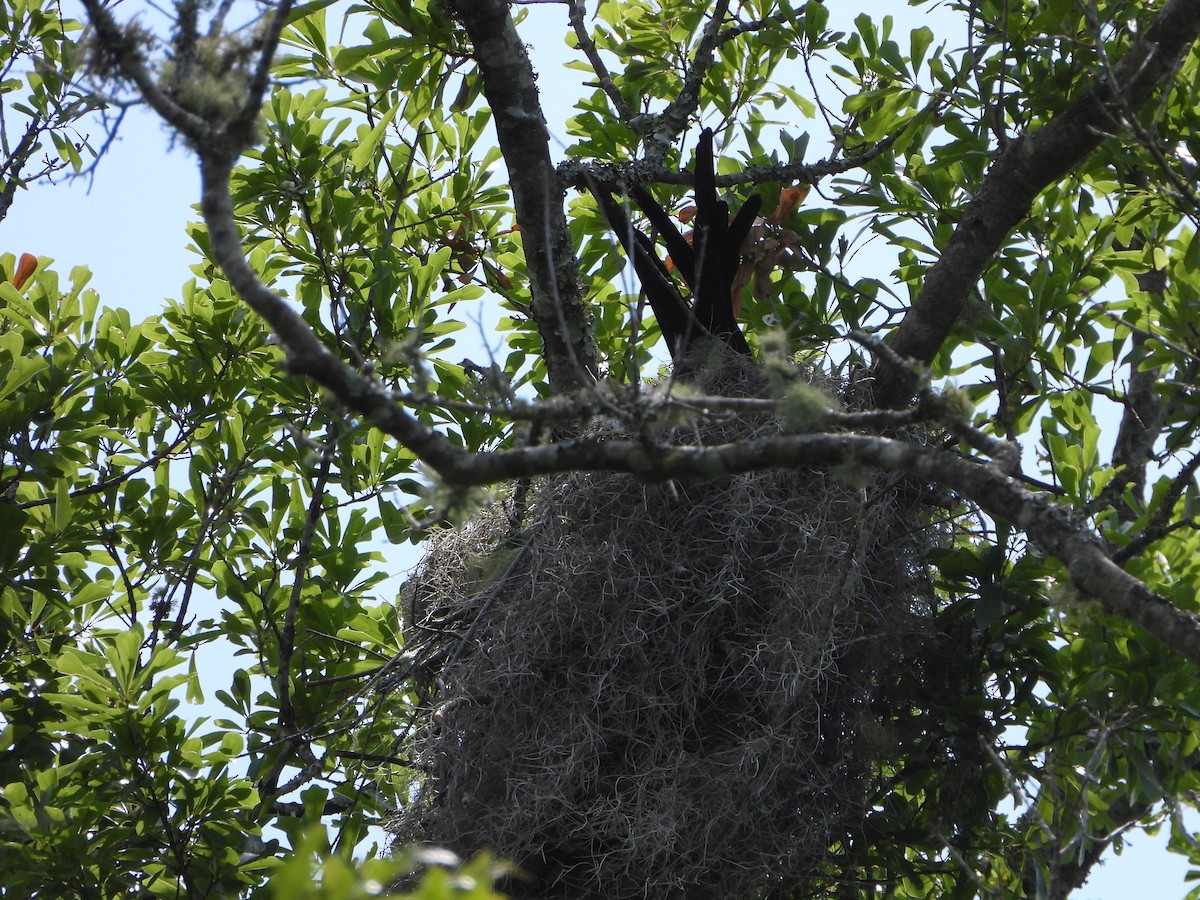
[198,154,1200,673]
[409,428,1200,666]
[877,0,1200,407]
[197,157,465,475]
[448,0,598,394]
[559,127,905,191]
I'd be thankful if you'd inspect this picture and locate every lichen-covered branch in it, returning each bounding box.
[192,147,1200,668]
[448,0,598,394]
[638,0,731,160]
[567,0,636,123]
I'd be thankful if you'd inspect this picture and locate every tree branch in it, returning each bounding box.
[140,152,1200,666]
[877,0,1200,407]
[1096,248,1168,518]
[198,154,1200,673]
[567,0,637,122]
[639,0,731,158]
[559,125,906,191]
[448,0,598,395]
[87,0,1200,685]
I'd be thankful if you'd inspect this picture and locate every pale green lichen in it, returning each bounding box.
[938,384,976,424]
[160,33,256,123]
[778,381,832,431]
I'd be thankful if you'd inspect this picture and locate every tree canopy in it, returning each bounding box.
[6,0,1200,896]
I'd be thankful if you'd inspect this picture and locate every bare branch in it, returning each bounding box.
[231,0,293,138]
[1112,451,1200,564]
[560,81,949,192]
[0,121,50,224]
[1095,241,1168,517]
[567,0,637,122]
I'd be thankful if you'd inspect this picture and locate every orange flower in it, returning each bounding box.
[11,253,36,290]
[767,185,809,226]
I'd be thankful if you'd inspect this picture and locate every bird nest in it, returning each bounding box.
[390,358,984,898]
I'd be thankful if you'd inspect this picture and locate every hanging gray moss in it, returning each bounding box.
[390,356,989,898]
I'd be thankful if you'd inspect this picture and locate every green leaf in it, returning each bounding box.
[910,26,933,72]
[52,477,71,533]
[349,102,400,171]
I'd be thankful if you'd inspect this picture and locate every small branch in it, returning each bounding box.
[1112,451,1200,564]
[848,329,1021,473]
[561,78,951,197]
[0,121,42,225]
[230,0,293,140]
[715,13,791,47]
[13,419,200,510]
[642,0,732,156]
[1096,237,1168,516]
[272,795,357,817]
[567,0,636,122]
[80,0,213,150]
[258,426,337,804]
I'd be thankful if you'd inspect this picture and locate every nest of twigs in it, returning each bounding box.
[391,353,986,898]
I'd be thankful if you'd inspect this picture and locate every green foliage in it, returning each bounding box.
[0,0,99,198]
[268,830,509,898]
[0,253,415,894]
[9,0,1200,896]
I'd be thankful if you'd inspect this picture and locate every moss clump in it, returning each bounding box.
[159,33,257,123]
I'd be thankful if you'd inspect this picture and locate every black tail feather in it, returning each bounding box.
[587,128,758,363]
[588,184,695,357]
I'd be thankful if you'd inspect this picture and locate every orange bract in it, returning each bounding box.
[11,253,36,290]
[767,185,809,226]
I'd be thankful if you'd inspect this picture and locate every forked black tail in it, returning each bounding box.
[589,129,761,363]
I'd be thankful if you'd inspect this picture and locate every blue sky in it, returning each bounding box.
[5,1,1196,895]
